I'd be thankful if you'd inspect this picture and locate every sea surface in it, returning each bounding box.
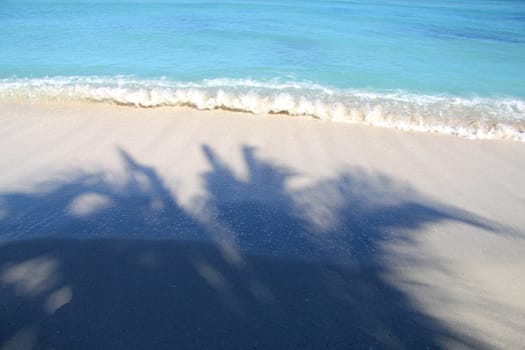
[1,0,525,140]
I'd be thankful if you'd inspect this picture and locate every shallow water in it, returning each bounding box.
[1,0,525,139]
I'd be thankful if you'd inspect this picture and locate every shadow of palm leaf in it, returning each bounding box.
[0,145,496,349]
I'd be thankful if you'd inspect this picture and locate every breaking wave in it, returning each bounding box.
[1,76,524,141]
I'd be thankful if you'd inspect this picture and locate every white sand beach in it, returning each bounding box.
[1,102,524,349]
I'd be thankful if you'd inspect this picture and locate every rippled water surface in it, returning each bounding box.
[1,0,525,139]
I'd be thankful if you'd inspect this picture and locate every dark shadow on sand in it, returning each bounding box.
[0,146,496,349]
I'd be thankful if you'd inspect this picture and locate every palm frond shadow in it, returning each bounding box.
[0,145,496,349]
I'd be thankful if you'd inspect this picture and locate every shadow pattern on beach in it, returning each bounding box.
[0,145,495,349]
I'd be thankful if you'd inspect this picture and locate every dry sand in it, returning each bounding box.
[0,102,524,349]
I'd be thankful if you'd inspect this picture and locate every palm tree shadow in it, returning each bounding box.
[0,145,498,349]
[200,144,494,264]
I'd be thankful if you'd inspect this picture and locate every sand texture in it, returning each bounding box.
[1,103,524,349]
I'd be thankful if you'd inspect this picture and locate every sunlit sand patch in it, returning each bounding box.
[1,255,60,297]
[67,192,113,217]
[44,285,73,315]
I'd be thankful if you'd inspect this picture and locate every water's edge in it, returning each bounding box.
[2,77,524,142]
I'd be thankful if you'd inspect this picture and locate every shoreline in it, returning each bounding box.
[2,75,524,142]
[1,102,524,349]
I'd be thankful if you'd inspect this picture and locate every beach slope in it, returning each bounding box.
[1,103,524,349]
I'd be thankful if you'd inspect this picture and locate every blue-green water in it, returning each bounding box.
[1,0,525,139]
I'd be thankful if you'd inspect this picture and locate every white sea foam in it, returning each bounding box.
[1,76,524,141]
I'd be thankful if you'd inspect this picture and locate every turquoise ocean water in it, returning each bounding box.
[1,0,525,140]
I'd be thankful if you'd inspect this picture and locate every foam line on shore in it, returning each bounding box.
[1,76,524,141]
